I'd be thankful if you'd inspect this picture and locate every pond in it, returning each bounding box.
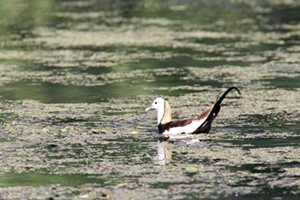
[0,0,300,199]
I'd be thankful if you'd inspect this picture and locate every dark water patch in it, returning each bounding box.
[241,43,283,53]
[228,193,300,200]
[244,137,300,148]
[0,111,15,119]
[220,187,300,200]
[17,61,54,72]
[280,161,300,168]
[18,62,111,75]
[77,65,114,74]
[126,45,266,68]
[179,37,242,45]
[263,76,300,89]
[228,124,299,136]
[0,137,18,142]
[172,154,211,166]
[57,44,129,53]
[49,117,90,125]
[119,56,249,72]
[0,73,225,103]
[0,59,31,67]
[143,2,256,31]
[0,81,124,103]
[139,46,216,57]
[153,73,221,87]
[121,56,205,69]
[216,134,300,151]
[103,111,133,116]
[265,5,300,29]
[0,172,104,187]
[229,163,284,174]
[239,113,287,127]
[151,55,199,67]
[42,135,157,167]
[0,81,102,103]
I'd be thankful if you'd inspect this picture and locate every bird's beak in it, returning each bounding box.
[145,105,153,112]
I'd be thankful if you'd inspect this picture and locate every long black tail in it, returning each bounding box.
[193,87,241,134]
[216,87,241,107]
[209,86,241,122]
[216,87,241,104]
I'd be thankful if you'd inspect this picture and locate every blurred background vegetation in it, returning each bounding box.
[0,0,300,103]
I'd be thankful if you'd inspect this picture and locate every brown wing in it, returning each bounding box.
[158,105,213,134]
[192,106,214,133]
[158,87,240,135]
[158,118,193,134]
[192,87,241,134]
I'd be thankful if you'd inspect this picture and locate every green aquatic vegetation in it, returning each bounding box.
[0,91,299,198]
[0,0,300,199]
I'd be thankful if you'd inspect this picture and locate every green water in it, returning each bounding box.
[0,0,300,199]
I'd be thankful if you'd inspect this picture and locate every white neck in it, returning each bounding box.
[157,106,164,125]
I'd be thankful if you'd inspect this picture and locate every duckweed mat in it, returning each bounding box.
[1,0,300,199]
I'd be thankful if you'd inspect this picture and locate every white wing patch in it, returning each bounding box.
[162,118,207,135]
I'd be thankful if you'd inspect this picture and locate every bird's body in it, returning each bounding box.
[145,87,241,138]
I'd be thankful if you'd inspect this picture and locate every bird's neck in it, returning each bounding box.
[158,101,172,125]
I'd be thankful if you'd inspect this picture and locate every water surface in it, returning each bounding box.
[0,0,300,199]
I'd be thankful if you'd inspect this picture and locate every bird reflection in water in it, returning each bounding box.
[153,135,212,165]
[153,141,172,165]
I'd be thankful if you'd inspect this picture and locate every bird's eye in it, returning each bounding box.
[154,102,157,104]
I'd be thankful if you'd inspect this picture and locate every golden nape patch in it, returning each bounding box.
[160,101,172,125]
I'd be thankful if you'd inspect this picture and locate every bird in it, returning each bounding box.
[145,87,241,139]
